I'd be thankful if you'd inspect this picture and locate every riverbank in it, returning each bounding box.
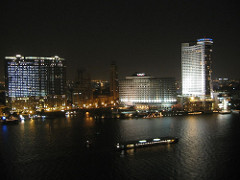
[7,108,238,122]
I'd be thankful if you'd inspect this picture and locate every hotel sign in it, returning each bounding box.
[137,73,145,77]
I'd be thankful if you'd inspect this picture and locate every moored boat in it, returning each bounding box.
[1,115,20,123]
[143,112,163,119]
[219,110,231,114]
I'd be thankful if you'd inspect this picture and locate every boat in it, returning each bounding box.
[219,110,231,114]
[143,112,163,119]
[1,115,20,123]
[188,111,202,115]
[116,136,178,150]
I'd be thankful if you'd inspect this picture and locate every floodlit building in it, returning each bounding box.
[119,73,176,109]
[5,54,66,111]
[181,38,213,98]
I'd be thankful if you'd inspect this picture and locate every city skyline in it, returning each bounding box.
[1,0,240,81]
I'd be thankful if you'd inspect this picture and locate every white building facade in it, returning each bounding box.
[181,38,213,98]
[119,73,176,108]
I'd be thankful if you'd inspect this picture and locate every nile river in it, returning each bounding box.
[1,113,240,179]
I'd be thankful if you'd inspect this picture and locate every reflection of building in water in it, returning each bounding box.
[5,55,66,112]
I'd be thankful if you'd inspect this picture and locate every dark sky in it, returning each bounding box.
[1,0,239,81]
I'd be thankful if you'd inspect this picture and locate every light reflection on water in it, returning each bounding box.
[0,113,240,179]
[2,124,8,133]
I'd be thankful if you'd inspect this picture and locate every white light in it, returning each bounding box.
[19,115,25,120]
[137,73,145,77]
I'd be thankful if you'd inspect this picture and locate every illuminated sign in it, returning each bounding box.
[197,38,213,42]
[137,73,145,77]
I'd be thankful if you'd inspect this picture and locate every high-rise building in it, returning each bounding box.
[5,54,66,111]
[92,80,109,95]
[181,38,213,98]
[119,73,176,109]
[110,62,119,102]
[72,69,93,108]
[0,82,5,106]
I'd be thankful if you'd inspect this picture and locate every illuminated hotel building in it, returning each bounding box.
[5,55,66,111]
[181,38,213,98]
[119,73,176,108]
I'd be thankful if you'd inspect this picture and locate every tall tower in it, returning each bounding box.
[110,62,119,102]
[181,38,213,98]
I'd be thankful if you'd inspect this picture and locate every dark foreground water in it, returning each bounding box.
[1,113,240,180]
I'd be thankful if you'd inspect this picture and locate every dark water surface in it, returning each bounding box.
[1,114,240,180]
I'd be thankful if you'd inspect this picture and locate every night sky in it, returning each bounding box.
[1,0,239,81]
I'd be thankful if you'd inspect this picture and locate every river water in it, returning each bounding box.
[1,113,240,180]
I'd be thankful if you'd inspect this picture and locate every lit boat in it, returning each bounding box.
[219,110,231,114]
[116,137,178,150]
[143,112,163,119]
[1,115,20,123]
[188,112,202,115]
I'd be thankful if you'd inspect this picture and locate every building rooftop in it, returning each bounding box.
[5,55,65,61]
